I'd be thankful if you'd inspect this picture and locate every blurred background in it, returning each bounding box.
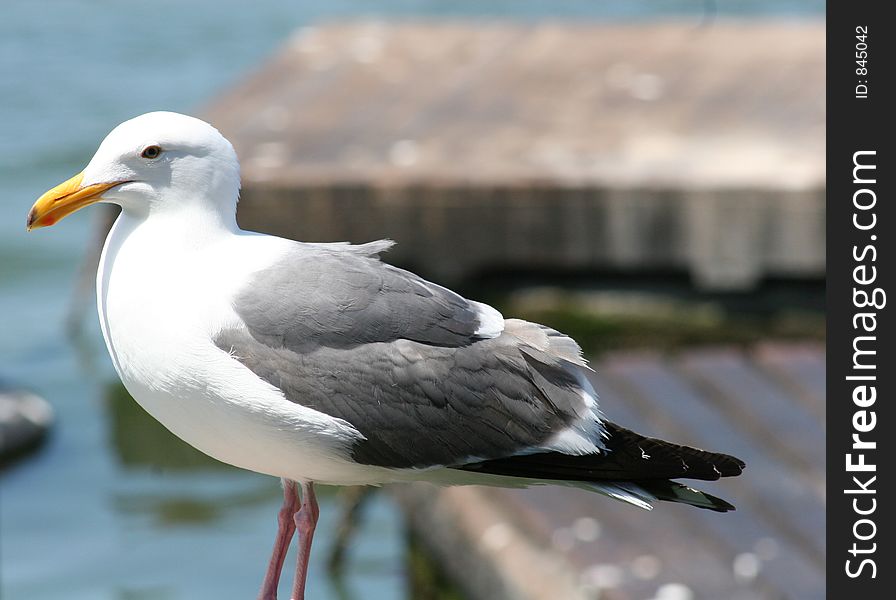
[1,2,824,599]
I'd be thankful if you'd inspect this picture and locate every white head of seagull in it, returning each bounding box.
[27,111,240,231]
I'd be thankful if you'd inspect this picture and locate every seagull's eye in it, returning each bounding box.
[141,145,163,159]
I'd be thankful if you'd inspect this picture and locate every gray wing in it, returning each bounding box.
[216,241,603,469]
[232,241,492,349]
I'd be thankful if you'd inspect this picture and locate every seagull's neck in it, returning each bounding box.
[120,201,241,249]
[97,201,240,336]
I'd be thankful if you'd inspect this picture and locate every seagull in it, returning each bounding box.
[28,112,744,600]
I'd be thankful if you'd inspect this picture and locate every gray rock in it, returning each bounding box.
[0,385,53,465]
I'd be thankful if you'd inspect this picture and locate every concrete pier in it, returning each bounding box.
[204,21,825,290]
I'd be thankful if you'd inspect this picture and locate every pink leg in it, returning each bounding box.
[290,481,320,600]
[258,479,299,600]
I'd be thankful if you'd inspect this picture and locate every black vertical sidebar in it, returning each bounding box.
[827,1,894,597]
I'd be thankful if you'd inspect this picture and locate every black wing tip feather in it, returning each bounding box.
[456,421,745,512]
[632,479,738,512]
[711,498,737,512]
[601,422,746,481]
[457,421,746,485]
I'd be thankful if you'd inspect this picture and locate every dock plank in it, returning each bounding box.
[603,355,825,567]
[507,485,754,600]
[593,366,824,600]
[678,349,825,485]
[754,343,826,423]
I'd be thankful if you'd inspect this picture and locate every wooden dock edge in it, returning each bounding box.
[394,483,589,600]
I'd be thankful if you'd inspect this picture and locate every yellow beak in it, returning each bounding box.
[27,172,124,230]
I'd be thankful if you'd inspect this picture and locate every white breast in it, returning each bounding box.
[96,213,386,485]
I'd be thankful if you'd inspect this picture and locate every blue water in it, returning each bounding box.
[0,1,823,599]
